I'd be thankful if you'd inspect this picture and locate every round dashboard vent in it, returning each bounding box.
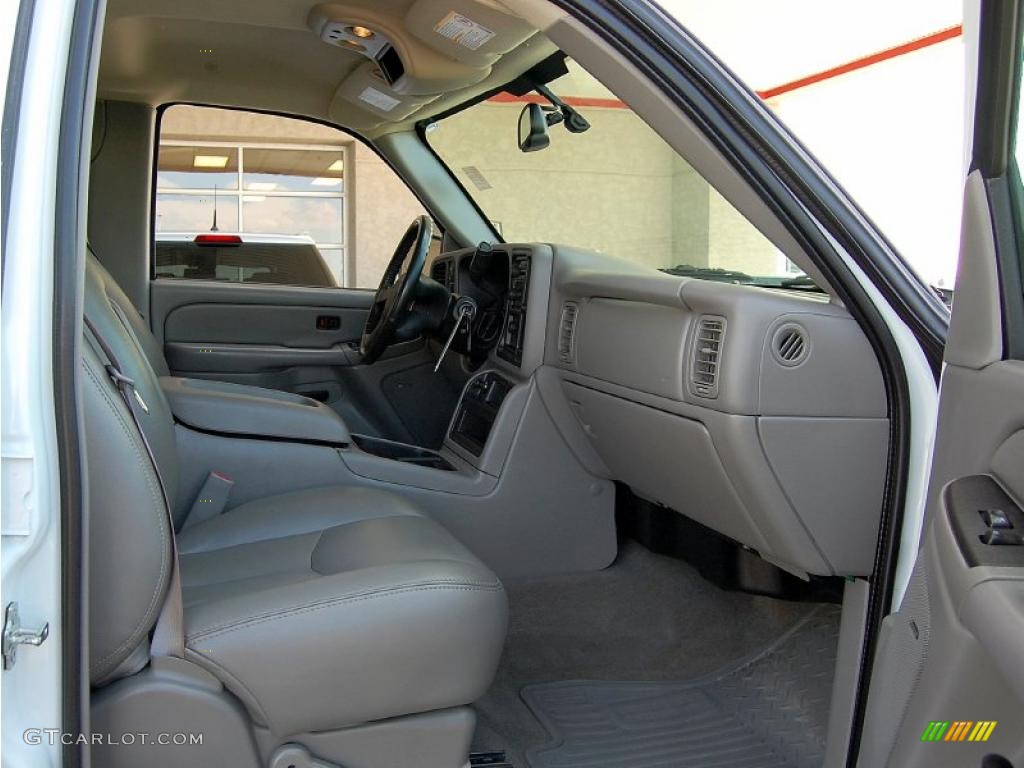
[772,323,810,367]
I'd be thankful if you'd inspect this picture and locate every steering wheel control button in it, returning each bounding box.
[979,529,1024,546]
[980,508,1013,529]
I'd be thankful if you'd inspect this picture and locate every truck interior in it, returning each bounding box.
[81,0,901,766]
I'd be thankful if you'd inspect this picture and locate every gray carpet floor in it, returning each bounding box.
[472,541,835,767]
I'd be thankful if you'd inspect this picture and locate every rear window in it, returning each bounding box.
[154,242,336,287]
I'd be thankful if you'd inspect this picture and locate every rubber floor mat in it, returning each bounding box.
[520,606,840,768]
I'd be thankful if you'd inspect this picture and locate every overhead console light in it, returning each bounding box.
[310,12,405,86]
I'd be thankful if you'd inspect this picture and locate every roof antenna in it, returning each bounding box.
[210,185,219,232]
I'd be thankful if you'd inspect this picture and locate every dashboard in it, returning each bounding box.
[427,243,889,578]
[428,244,544,372]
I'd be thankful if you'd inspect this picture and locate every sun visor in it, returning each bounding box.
[331,62,440,124]
[404,0,537,68]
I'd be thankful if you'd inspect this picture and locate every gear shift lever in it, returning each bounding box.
[434,296,477,373]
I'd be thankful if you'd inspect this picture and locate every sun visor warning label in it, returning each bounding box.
[359,86,401,112]
[434,11,496,50]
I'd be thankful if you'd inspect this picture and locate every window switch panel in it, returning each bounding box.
[980,508,1013,529]
[979,529,1024,546]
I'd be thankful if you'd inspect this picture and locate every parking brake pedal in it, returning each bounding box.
[268,744,340,768]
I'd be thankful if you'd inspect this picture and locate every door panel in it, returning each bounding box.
[150,278,374,348]
[857,192,1024,767]
[165,303,368,350]
[857,4,1024,765]
[150,278,466,446]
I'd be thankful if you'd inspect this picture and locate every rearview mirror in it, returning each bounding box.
[518,103,550,152]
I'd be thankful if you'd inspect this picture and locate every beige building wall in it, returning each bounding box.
[707,189,783,275]
[351,143,429,288]
[161,107,344,145]
[428,100,781,275]
[428,102,679,267]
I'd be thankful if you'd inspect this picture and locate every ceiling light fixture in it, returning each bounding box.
[311,177,343,187]
[193,155,229,168]
[327,159,344,172]
[348,25,375,39]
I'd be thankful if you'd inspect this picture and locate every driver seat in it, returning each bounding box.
[88,245,171,378]
[83,249,508,766]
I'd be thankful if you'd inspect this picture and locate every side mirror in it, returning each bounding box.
[518,103,550,152]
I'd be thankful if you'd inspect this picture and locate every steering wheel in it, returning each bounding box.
[360,215,434,364]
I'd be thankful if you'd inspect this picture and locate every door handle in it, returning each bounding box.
[316,315,341,330]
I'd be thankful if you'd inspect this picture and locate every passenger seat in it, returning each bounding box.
[83,251,507,766]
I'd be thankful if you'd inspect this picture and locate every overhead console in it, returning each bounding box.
[311,0,538,126]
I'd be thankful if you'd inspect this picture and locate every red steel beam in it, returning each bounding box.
[756,24,962,99]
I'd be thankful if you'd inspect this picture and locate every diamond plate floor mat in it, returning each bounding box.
[520,606,840,768]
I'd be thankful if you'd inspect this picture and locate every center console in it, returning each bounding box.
[449,371,514,456]
[497,250,530,367]
[161,376,352,445]
[350,433,455,471]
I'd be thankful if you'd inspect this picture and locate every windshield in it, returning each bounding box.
[425,57,809,285]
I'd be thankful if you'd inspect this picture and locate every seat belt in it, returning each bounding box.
[83,316,185,659]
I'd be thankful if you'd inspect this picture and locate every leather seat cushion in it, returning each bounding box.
[177,486,508,735]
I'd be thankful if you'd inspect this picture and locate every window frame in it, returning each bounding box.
[972,0,1024,360]
[154,137,350,284]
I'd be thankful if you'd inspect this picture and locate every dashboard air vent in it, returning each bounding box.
[772,323,809,367]
[558,302,579,363]
[691,315,726,398]
[430,258,455,293]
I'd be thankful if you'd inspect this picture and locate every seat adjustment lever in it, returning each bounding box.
[269,744,340,768]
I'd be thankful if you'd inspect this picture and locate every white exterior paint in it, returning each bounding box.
[1,0,75,764]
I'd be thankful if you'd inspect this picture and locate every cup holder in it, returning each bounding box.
[351,434,455,471]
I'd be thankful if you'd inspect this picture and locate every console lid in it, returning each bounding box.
[161,377,351,445]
